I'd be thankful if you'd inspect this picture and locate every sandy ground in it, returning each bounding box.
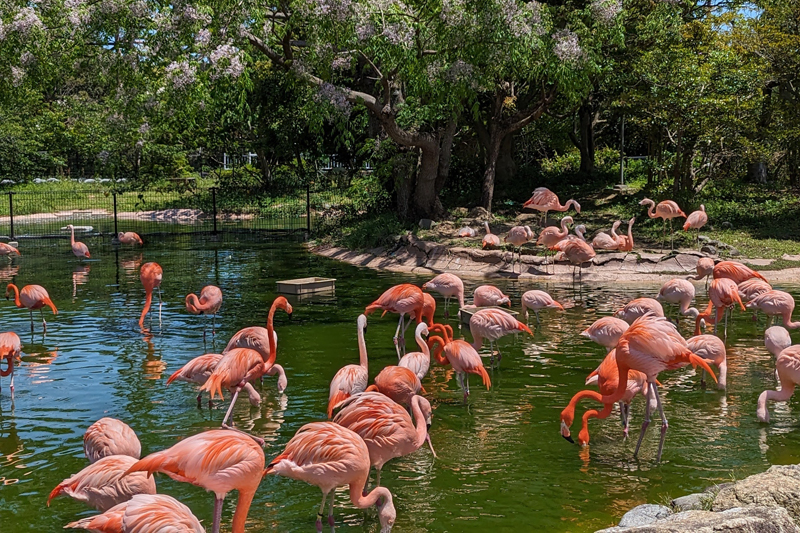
[311,233,800,283]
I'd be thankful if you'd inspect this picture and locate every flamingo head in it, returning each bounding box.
[560,418,574,443]
[562,216,574,227]
[638,198,653,206]
[498,296,511,307]
[357,314,368,334]
[577,426,590,446]
[275,366,288,393]
[377,495,397,533]
[416,322,429,338]
[273,296,293,318]
[572,200,581,214]
[67,224,74,230]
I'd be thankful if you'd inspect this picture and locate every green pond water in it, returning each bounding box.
[0,238,798,532]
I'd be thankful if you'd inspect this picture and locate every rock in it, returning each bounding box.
[727,247,741,257]
[515,213,539,225]
[618,504,672,527]
[671,492,711,512]
[722,221,732,229]
[419,218,433,230]
[700,245,717,255]
[597,506,800,532]
[698,235,710,243]
[712,464,800,521]
[468,206,490,220]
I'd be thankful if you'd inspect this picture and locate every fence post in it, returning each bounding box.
[211,187,218,235]
[113,192,118,235]
[306,182,311,235]
[8,192,14,240]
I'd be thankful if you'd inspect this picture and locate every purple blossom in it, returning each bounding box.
[315,82,352,116]
[65,0,84,8]
[99,0,123,15]
[12,8,44,36]
[165,61,197,90]
[591,0,622,25]
[426,60,442,81]
[0,22,6,42]
[552,29,585,63]
[210,44,245,78]
[309,0,352,22]
[441,0,465,25]
[138,122,150,134]
[356,21,375,41]
[332,56,351,70]
[382,22,414,46]
[195,28,211,46]
[20,51,36,67]
[497,0,544,38]
[129,1,148,18]
[446,60,473,82]
[181,5,211,25]
[11,67,25,87]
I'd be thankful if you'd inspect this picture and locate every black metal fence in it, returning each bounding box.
[0,182,353,245]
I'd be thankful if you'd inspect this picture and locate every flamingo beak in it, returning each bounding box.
[561,420,574,443]
[426,432,437,458]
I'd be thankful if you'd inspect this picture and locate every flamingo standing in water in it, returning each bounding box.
[765,326,792,381]
[615,298,664,324]
[591,221,622,251]
[399,323,432,383]
[581,317,629,352]
[266,421,396,532]
[6,283,57,332]
[537,216,572,271]
[65,494,204,532]
[504,225,535,272]
[469,308,532,366]
[423,273,464,319]
[683,205,708,249]
[167,353,261,408]
[687,257,715,290]
[366,366,422,408]
[639,198,686,252]
[472,285,511,307]
[428,324,491,402]
[333,391,435,487]
[124,429,264,533]
[687,334,727,389]
[202,297,291,434]
[757,346,800,423]
[365,284,425,357]
[328,314,369,417]
[0,243,20,260]
[83,417,141,463]
[116,231,143,246]
[713,260,768,284]
[0,331,21,398]
[48,455,157,511]
[185,285,223,339]
[66,224,91,260]
[747,290,800,329]
[656,279,700,322]
[561,314,716,461]
[695,278,746,338]
[523,187,581,226]
[738,278,772,310]
[225,312,288,393]
[138,262,162,329]
[521,290,564,325]
[482,221,501,249]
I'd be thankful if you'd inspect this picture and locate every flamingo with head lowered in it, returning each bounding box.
[185,285,223,339]
[138,262,163,330]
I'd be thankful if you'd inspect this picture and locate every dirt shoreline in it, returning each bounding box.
[310,234,800,283]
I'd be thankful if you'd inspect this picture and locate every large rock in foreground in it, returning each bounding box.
[597,506,800,532]
[711,465,800,521]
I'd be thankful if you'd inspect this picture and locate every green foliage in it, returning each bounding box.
[335,213,407,250]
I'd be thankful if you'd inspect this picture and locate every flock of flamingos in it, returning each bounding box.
[1,187,799,533]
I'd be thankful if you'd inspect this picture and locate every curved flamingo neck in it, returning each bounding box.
[559,219,569,237]
[139,291,153,328]
[415,329,430,356]
[231,488,256,533]
[781,313,800,329]
[350,483,392,510]
[69,226,76,246]
[410,396,427,449]
[484,221,491,234]
[562,389,604,425]
[357,321,368,370]
[457,286,465,309]
[427,336,448,365]
[266,304,280,367]
[186,294,201,313]
[0,355,12,377]
[643,200,656,218]
[610,222,621,240]
[6,284,20,308]
[579,403,614,444]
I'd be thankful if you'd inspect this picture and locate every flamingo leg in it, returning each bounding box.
[196,391,203,408]
[29,310,33,332]
[669,219,674,251]
[444,296,450,319]
[212,313,216,336]
[40,308,46,332]
[724,306,729,342]
[328,491,336,527]
[633,383,653,459]
[157,287,162,327]
[535,309,541,325]
[316,491,328,533]
[652,382,668,462]
[700,368,706,388]
[221,387,241,427]
[212,496,224,533]
[375,468,382,488]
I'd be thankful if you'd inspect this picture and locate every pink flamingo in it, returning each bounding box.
[523,187,581,226]
[48,455,157,512]
[683,205,708,248]
[482,221,501,249]
[537,215,572,270]
[472,284,511,307]
[405,293,436,335]
[469,308,532,366]
[747,290,800,329]
[116,231,143,246]
[591,221,622,251]
[765,326,792,382]
[398,323,431,382]
[0,331,21,398]
[328,314,369,418]
[561,314,716,461]
[581,316,629,352]
[695,278,746,337]
[366,366,421,408]
[138,263,162,330]
[687,257,715,290]
[365,284,425,357]
[554,238,595,280]
[225,321,287,393]
[687,334,727,389]
[428,324,491,402]
[6,283,57,332]
[656,279,700,321]
[423,273,464,318]
[65,493,204,532]
[167,353,261,408]
[713,260,768,284]
[757,346,800,423]
[457,226,476,237]
[521,289,564,325]
[124,429,264,533]
[0,243,20,259]
[185,285,223,338]
[67,224,91,260]
[202,296,291,433]
[266,421,396,532]
[84,418,141,463]
[739,277,774,323]
[639,197,686,251]
[616,217,636,252]
[333,391,435,487]
[614,297,664,324]
[504,225,535,272]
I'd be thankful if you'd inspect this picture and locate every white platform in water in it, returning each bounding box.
[276,277,336,295]
[459,306,519,325]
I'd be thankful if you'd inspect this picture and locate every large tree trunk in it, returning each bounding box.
[495,134,516,186]
[578,104,595,175]
[435,118,458,195]
[747,162,768,184]
[413,143,443,219]
[480,132,502,212]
